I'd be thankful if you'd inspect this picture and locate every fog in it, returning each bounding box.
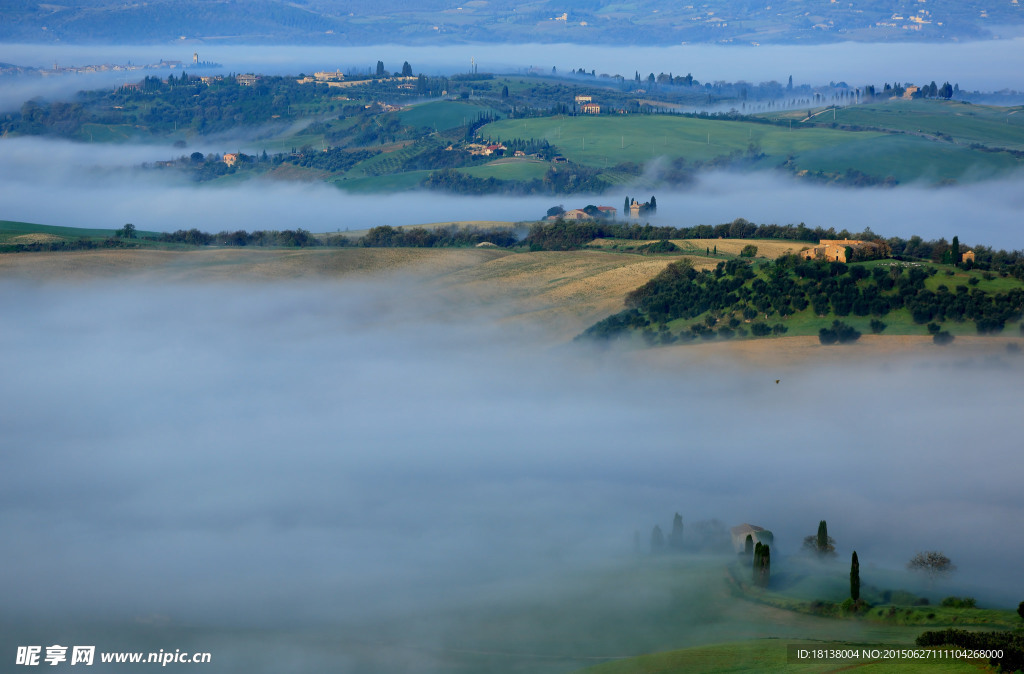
[2,135,1024,249]
[3,37,1024,107]
[0,280,1022,671]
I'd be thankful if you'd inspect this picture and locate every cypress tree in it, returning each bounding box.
[761,545,771,586]
[753,542,763,581]
[951,235,960,267]
[817,520,828,556]
[745,534,753,558]
[851,551,860,600]
[669,513,684,551]
[650,525,664,554]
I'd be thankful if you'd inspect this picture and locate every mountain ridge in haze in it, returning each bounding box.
[2,0,1021,46]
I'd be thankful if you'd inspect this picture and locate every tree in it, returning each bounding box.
[803,520,836,557]
[850,551,860,600]
[401,61,413,77]
[740,244,758,258]
[754,543,771,586]
[650,525,665,554]
[117,223,136,239]
[624,196,630,215]
[190,151,204,164]
[501,85,508,99]
[376,60,385,78]
[546,205,565,217]
[649,195,657,213]
[669,513,684,551]
[744,534,753,557]
[907,551,956,582]
[951,235,960,267]
[1018,601,1024,620]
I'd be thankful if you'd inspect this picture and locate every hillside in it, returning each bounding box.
[0,0,1020,45]
[580,255,1024,346]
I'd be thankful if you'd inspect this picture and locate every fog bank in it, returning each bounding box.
[4,39,1024,91]
[1,280,1022,670]
[2,136,1024,249]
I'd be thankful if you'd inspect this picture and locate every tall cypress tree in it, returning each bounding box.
[817,520,829,556]
[753,542,763,582]
[669,513,684,551]
[951,236,960,267]
[745,534,753,558]
[850,551,860,600]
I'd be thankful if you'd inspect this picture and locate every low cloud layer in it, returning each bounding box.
[4,39,1024,91]
[2,136,1023,249]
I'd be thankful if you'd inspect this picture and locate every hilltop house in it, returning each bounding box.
[730,524,773,554]
[800,239,890,264]
[222,153,239,167]
[581,102,601,114]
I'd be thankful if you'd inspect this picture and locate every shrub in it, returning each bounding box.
[940,596,976,608]
[870,319,887,334]
[933,331,954,345]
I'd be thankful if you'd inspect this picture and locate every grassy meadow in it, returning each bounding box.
[480,104,1024,183]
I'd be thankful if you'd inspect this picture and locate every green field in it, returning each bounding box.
[480,111,1024,183]
[0,219,158,242]
[769,100,1024,151]
[398,100,502,131]
[333,169,430,192]
[460,158,550,181]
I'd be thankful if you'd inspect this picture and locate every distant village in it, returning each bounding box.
[0,52,220,78]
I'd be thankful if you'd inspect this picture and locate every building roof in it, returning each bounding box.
[730,523,765,537]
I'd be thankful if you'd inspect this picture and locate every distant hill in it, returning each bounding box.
[1,0,1021,45]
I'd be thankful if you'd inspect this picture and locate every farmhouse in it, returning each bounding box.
[800,239,890,264]
[236,74,258,87]
[581,102,601,114]
[730,523,773,554]
[961,249,975,264]
[629,199,641,219]
[574,95,592,103]
[222,153,239,167]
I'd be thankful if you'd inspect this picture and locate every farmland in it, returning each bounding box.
[480,110,1024,184]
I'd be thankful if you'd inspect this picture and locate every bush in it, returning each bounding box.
[820,320,860,345]
[940,596,976,608]
[740,244,758,257]
[933,331,954,345]
[870,319,887,334]
[916,629,1024,672]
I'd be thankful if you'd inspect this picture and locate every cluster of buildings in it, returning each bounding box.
[800,239,974,264]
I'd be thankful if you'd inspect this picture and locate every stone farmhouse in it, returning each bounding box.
[730,523,773,554]
[800,239,890,263]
